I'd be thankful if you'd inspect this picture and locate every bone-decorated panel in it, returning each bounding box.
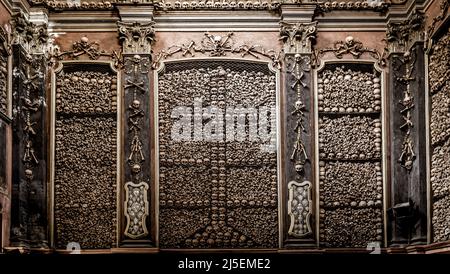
[158,60,278,248]
[430,27,450,242]
[54,64,117,249]
[317,63,384,247]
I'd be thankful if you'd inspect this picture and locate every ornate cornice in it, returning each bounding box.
[153,0,281,10]
[316,0,390,13]
[313,35,386,67]
[152,32,282,69]
[280,21,317,54]
[10,12,48,55]
[118,21,155,55]
[385,10,425,53]
[28,0,114,10]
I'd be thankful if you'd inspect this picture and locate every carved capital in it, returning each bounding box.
[279,21,317,54]
[10,12,48,55]
[118,21,155,55]
[386,10,425,53]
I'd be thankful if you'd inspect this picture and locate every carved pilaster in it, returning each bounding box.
[385,10,425,53]
[386,10,428,246]
[281,21,316,247]
[10,14,48,248]
[118,21,155,55]
[118,20,155,246]
[279,21,317,54]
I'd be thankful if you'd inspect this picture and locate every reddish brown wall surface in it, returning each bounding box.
[0,0,12,251]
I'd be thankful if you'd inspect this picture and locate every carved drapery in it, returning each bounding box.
[316,62,384,247]
[281,21,316,246]
[430,27,450,243]
[118,20,155,242]
[157,60,278,248]
[51,37,119,249]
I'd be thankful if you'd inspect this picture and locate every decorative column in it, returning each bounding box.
[280,20,317,247]
[117,19,155,246]
[9,12,49,250]
[385,10,427,246]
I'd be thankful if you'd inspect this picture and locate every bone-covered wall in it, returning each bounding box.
[0,0,449,253]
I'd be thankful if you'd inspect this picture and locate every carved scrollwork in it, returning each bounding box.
[279,21,317,54]
[385,10,425,53]
[314,36,386,67]
[118,21,155,54]
[51,36,121,68]
[152,32,282,70]
[10,12,48,55]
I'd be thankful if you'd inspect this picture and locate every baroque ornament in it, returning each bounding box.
[0,26,11,116]
[279,21,317,54]
[123,55,151,239]
[314,36,386,67]
[118,21,155,54]
[395,51,416,170]
[10,12,48,55]
[385,10,424,52]
[287,181,312,237]
[152,32,282,70]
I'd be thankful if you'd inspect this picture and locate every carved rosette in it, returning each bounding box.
[119,21,155,241]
